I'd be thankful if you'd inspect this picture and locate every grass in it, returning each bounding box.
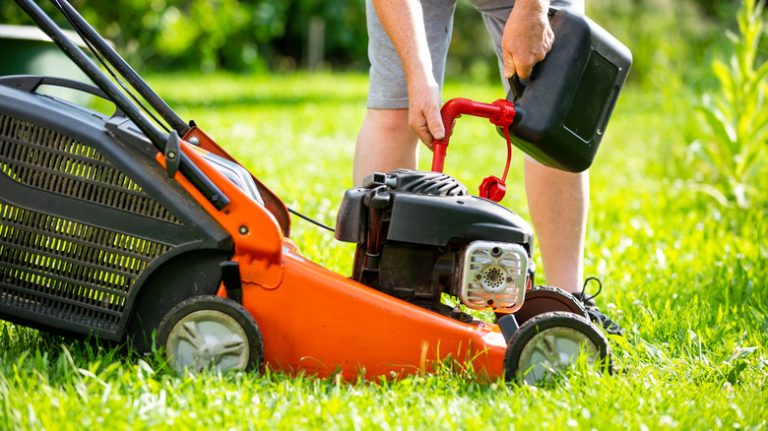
[1,72,767,430]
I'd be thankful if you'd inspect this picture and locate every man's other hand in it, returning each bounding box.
[502,0,554,80]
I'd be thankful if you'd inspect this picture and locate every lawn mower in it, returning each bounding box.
[0,0,631,384]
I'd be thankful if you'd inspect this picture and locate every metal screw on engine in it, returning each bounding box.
[239,225,248,235]
[188,137,200,146]
[167,151,176,160]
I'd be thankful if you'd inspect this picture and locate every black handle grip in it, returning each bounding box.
[507,74,526,100]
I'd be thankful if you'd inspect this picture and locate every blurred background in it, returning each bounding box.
[0,0,755,86]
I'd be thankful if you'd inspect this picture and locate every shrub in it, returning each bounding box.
[687,0,768,208]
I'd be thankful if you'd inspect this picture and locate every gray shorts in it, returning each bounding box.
[366,0,585,109]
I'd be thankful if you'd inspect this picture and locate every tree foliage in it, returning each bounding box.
[0,0,367,72]
[0,0,746,80]
[688,0,768,208]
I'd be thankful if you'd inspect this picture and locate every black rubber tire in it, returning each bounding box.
[156,295,263,373]
[125,250,230,354]
[504,311,611,384]
[511,285,588,326]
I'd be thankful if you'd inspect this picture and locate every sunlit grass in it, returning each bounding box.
[1,72,766,430]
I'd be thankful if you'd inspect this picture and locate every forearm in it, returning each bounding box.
[371,0,434,88]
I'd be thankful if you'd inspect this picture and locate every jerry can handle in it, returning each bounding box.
[508,75,526,100]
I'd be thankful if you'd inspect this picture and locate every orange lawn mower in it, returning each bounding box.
[0,0,631,384]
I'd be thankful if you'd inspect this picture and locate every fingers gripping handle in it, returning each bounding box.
[430,98,516,172]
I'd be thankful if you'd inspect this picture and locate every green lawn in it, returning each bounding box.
[1,72,766,430]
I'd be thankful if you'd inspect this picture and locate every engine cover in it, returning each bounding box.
[335,170,534,315]
[336,170,533,248]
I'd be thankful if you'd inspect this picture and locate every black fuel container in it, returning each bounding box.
[504,9,632,172]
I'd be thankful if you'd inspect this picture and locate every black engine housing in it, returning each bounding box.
[336,170,534,311]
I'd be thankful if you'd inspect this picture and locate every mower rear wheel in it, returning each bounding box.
[511,285,588,326]
[504,311,610,385]
[157,295,263,374]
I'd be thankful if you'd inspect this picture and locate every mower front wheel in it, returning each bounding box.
[504,311,610,385]
[157,295,263,374]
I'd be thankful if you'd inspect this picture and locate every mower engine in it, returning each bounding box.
[336,170,534,318]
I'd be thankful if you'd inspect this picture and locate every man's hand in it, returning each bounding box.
[408,76,444,149]
[370,0,445,149]
[502,0,554,79]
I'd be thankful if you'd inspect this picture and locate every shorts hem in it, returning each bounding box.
[367,97,410,110]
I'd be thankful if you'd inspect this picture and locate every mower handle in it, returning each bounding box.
[430,98,516,172]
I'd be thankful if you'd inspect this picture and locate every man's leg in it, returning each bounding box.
[356,0,456,185]
[354,109,418,186]
[525,159,589,294]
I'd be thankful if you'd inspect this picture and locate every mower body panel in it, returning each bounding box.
[0,83,232,341]
[242,252,508,379]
